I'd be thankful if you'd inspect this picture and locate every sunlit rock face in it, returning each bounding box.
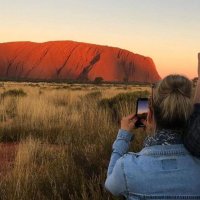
[0,41,161,82]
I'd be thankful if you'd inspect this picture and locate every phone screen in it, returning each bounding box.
[135,98,149,128]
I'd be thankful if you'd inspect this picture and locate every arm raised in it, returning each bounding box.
[180,53,200,157]
[194,53,200,104]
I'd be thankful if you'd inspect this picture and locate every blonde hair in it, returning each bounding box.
[152,74,193,130]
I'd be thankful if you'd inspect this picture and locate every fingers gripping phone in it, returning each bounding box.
[135,98,149,128]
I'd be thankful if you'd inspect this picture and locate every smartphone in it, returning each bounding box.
[135,98,149,128]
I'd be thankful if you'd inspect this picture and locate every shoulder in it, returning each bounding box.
[117,153,144,181]
[194,103,200,114]
[122,152,140,159]
[112,153,140,166]
[119,152,141,166]
[184,103,200,157]
[188,103,200,123]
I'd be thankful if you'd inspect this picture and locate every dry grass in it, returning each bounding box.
[0,82,151,200]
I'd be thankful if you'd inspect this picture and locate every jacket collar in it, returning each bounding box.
[137,144,190,156]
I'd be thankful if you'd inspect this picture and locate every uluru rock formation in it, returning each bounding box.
[0,41,161,82]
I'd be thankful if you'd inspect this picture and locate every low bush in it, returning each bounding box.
[99,90,150,122]
[1,89,27,98]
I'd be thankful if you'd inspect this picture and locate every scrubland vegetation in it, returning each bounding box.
[0,82,151,200]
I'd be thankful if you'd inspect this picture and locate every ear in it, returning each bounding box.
[147,107,153,124]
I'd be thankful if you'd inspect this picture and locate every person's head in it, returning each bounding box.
[147,74,193,131]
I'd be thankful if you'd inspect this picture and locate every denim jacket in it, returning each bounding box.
[105,129,200,200]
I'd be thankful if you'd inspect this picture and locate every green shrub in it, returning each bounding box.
[99,90,150,108]
[1,89,27,98]
[99,90,150,122]
[93,77,103,84]
[55,85,70,90]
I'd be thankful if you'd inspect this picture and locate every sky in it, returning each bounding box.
[137,100,149,115]
[0,0,199,79]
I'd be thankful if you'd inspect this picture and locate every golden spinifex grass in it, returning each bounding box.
[0,82,150,200]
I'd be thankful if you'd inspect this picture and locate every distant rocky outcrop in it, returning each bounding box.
[0,41,161,82]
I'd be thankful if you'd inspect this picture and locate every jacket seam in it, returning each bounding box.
[129,192,200,199]
[141,152,187,156]
[121,158,129,198]
[128,152,188,157]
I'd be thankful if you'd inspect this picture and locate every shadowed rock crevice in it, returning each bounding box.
[78,53,101,80]
[25,47,51,77]
[56,44,80,77]
[5,43,31,76]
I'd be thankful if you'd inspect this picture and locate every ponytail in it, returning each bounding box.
[153,75,193,130]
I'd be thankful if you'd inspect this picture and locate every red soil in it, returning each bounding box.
[0,143,17,176]
[0,41,161,83]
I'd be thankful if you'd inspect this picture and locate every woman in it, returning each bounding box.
[105,54,200,199]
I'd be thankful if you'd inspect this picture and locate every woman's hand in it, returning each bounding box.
[194,53,200,104]
[120,114,138,133]
[141,119,148,130]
